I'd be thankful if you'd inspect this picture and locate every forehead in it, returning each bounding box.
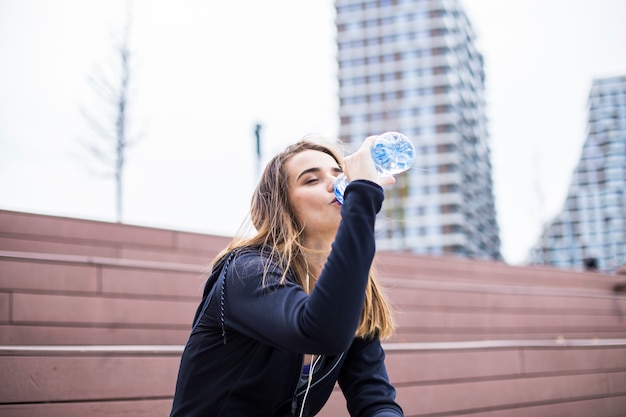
[285,150,339,176]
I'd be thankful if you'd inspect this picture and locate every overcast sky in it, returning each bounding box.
[1,0,625,265]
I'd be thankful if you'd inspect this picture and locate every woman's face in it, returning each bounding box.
[285,149,343,242]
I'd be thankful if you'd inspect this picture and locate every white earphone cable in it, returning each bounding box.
[298,354,321,417]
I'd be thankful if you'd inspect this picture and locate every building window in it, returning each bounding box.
[438,164,456,173]
[440,184,458,193]
[441,204,459,213]
[436,124,454,133]
[442,225,461,234]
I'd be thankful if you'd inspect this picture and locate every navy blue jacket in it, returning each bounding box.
[170,180,403,417]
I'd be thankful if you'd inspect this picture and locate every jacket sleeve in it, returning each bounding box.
[338,337,403,417]
[221,180,384,355]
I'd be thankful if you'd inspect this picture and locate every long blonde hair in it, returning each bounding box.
[214,137,395,339]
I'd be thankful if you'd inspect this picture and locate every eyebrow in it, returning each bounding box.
[296,166,342,181]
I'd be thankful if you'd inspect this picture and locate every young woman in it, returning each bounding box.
[170,135,403,417]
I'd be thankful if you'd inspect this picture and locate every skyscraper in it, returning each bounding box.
[335,0,500,259]
[530,75,626,273]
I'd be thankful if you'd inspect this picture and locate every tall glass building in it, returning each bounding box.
[530,75,626,273]
[335,0,501,259]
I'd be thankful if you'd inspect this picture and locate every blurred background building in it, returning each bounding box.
[335,0,501,260]
[530,75,626,273]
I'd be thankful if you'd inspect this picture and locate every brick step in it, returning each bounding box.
[325,339,626,416]
[3,210,622,289]
[2,251,625,345]
[0,324,190,346]
[376,252,621,291]
[384,278,626,342]
[0,210,230,264]
[2,210,626,417]
[1,341,625,417]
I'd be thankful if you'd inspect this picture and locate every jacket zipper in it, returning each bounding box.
[295,352,344,396]
[290,355,305,415]
[290,352,345,415]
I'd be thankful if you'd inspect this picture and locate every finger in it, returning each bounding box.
[361,135,378,150]
[378,174,396,187]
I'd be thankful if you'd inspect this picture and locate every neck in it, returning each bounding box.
[300,236,333,278]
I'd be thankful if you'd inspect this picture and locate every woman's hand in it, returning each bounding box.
[342,136,396,187]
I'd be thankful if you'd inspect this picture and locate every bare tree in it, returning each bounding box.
[79,5,137,223]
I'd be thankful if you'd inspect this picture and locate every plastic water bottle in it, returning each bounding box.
[334,132,415,205]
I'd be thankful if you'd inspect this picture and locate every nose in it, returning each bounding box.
[325,174,336,193]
